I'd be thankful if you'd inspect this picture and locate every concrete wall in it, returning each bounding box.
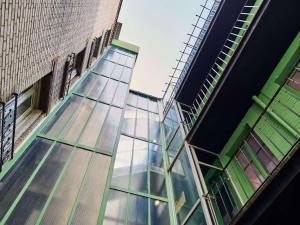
[0,0,121,106]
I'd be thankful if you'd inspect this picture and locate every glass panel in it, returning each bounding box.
[126,57,135,68]
[87,74,108,99]
[103,190,127,225]
[93,59,114,76]
[122,106,136,137]
[111,64,123,80]
[97,106,122,153]
[148,100,159,113]
[149,144,163,170]
[106,51,121,63]
[150,171,167,197]
[0,138,52,221]
[137,96,148,110]
[164,105,180,146]
[150,200,170,225]
[127,194,148,225]
[288,69,300,91]
[168,128,183,158]
[119,55,128,65]
[186,204,207,225]
[121,67,132,83]
[112,82,128,107]
[112,136,134,188]
[127,93,138,106]
[17,97,32,119]
[99,79,118,104]
[42,95,83,137]
[75,72,95,96]
[171,148,199,224]
[245,165,263,190]
[131,140,148,193]
[78,103,109,148]
[149,112,161,144]
[136,109,148,140]
[62,98,95,143]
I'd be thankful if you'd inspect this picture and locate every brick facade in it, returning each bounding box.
[0,0,121,108]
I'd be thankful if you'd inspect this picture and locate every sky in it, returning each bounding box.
[118,0,204,98]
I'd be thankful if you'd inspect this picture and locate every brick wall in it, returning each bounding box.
[0,0,121,106]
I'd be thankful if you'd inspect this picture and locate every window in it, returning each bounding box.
[246,132,279,174]
[235,150,264,190]
[288,68,300,91]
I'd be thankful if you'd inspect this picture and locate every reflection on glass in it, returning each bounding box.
[112,136,134,188]
[121,67,132,83]
[103,190,127,225]
[122,106,136,137]
[136,109,148,140]
[93,60,114,76]
[62,98,95,143]
[148,100,159,113]
[99,79,118,104]
[119,55,128,65]
[131,140,148,193]
[151,200,170,225]
[137,96,148,110]
[150,171,167,197]
[87,74,108,99]
[78,103,109,148]
[168,129,184,158]
[164,104,180,146]
[97,106,122,153]
[127,194,148,225]
[111,64,123,80]
[186,204,207,225]
[149,144,163,169]
[127,93,137,106]
[171,148,199,224]
[112,82,128,107]
[149,113,161,143]
[42,95,82,137]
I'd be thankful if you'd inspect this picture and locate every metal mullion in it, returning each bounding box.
[199,161,223,171]
[181,198,201,225]
[167,140,186,172]
[219,175,235,211]
[121,132,162,146]
[214,181,232,220]
[103,58,132,69]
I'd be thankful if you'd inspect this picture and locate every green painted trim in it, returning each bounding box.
[252,96,299,138]
[111,39,140,54]
[0,141,57,225]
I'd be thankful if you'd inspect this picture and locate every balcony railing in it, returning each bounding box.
[178,0,264,132]
[195,74,300,225]
[163,0,222,114]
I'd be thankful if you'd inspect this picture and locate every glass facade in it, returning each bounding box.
[103,92,171,225]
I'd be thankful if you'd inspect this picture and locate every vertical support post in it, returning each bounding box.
[10,93,18,160]
[0,102,5,172]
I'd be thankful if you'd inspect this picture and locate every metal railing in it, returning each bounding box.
[163,0,222,114]
[177,0,264,132]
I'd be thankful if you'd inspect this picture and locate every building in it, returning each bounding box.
[112,22,123,40]
[0,0,299,225]
[0,0,123,164]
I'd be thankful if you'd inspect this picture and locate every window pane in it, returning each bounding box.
[136,109,148,140]
[149,112,161,144]
[78,103,109,148]
[127,194,148,225]
[75,72,94,95]
[168,129,183,158]
[127,93,137,106]
[112,82,128,107]
[121,67,132,83]
[99,79,118,104]
[148,100,158,113]
[171,148,199,224]
[245,165,263,190]
[87,74,108,99]
[42,95,82,137]
[122,106,136,137]
[97,106,122,153]
[17,97,32,119]
[131,140,148,193]
[93,60,114,77]
[126,57,135,68]
[137,96,148,110]
[186,204,207,225]
[103,190,127,225]
[62,98,95,143]
[150,171,167,197]
[288,69,300,91]
[119,55,128,65]
[150,200,170,225]
[149,144,163,170]
[111,64,123,80]
[236,150,248,169]
[112,136,134,188]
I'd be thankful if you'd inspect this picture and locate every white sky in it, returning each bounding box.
[119,0,205,98]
